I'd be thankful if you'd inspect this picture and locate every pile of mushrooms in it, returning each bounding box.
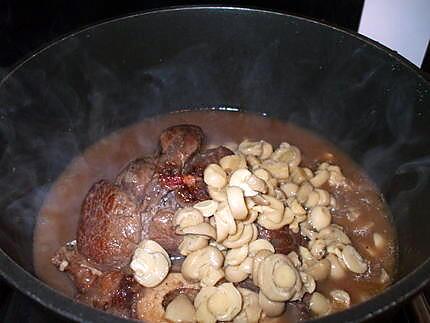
[129,139,373,322]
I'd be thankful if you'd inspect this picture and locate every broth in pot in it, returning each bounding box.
[33,111,397,322]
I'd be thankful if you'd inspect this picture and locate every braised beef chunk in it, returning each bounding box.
[159,125,203,167]
[258,225,307,255]
[78,271,143,318]
[174,145,233,206]
[53,244,142,318]
[115,157,156,201]
[146,208,182,256]
[174,177,209,206]
[52,243,101,293]
[184,146,233,177]
[77,180,141,268]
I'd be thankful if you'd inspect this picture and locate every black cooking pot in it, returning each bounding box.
[0,6,429,323]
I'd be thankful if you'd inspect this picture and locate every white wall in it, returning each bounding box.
[359,0,430,67]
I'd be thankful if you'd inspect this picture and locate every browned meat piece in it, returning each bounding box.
[174,146,234,206]
[77,180,141,268]
[78,271,143,318]
[258,225,308,255]
[146,208,182,257]
[115,157,156,201]
[158,125,203,168]
[52,242,102,293]
[184,146,233,177]
[52,243,143,318]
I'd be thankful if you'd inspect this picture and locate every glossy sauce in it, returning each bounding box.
[33,110,397,319]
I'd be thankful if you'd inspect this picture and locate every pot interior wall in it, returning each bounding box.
[0,8,429,292]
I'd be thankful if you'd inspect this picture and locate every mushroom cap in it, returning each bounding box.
[234,288,262,323]
[174,207,204,228]
[214,202,236,242]
[130,240,171,288]
[204,164,227,189]
[222,223,255,249]
[225,244,249,266]
[164,294,197,323]
[226,186,249,219]
[258,291,285,317]
[177,223,217,240]
[341,245,368,274]
[181,246,224,283]
[193,200,219,218]
[249,239,275,256]
[257,254,302,302]
[179,235,209,256]
[207,283,242,321]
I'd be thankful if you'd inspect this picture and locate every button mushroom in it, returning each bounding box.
[309,206,332,231]
[252,249,274,285]
[326,254,346,280]
[222,223,255,249]
[193,200,219,218]
[261,160,289,179]
[310,169,330,188]
[219,155,247,172]
[271,143,302,167]
[258,291,285,317]
[174,207,204,229]
[280,182,299,198]
[309,292,331,316]
[225,244,249,266]
[234,288,262,323]
[165,294,197,323]
[176,223,217,240]
[260,141,273,160]
[341,245,368,274]
[329,289,351,308]
[204,164,227,189]
[226,186,248,219]
[207,186,227,202]
[304,258,331,282]
[296,182,313,204]
[225,257,253,283]
[196,283,243,322]
[179,235,209,256]
[239,139,263,156]
[229,168,266,197]
[257,254,302,302]
[249,239,275,256]
[181,246,224,286]
[207,283,242,321]
[130,240,171,287]
[214,202,236,242]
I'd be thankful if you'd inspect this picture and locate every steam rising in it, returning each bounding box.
[0,14,429,279]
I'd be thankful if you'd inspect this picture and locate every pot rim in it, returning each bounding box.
[1,6,429,323]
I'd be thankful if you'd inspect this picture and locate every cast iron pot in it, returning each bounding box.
[0,6,429,323]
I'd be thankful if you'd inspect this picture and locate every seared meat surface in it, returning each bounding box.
[53,244,143,318]
[77,180,141,268]
[115,157,156,202]
[53,125,231,315]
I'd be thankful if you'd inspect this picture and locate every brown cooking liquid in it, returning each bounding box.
[33,110,397,320]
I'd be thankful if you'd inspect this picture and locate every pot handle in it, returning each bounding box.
[411,293,430,323]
